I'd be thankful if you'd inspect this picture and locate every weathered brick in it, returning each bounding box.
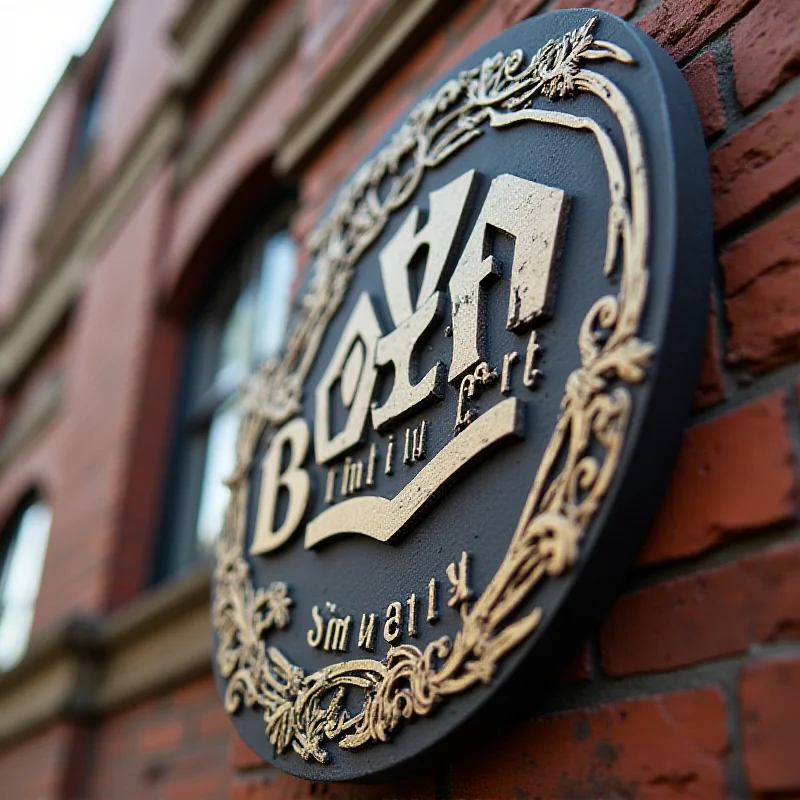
[694,296,726,410]
[163,770,230,800]
[230,774,311,800]
[722,205,800,372]
[302,0,385,89]
[740,656,800,796]
[502,0,547,26]
[323,774,437,799]
[198,707,233,740]
[92,689,232,800]
[640,392,795,565]
[138,720,185,754]
[231,736,264,772]
[683,52,727,139]
[452,688,729,799]
[601,545,800,677]
[557,642,592,686]
[230,769,434,799]
[552,0,638,19]
[731,0,800,110]
[0,724,78,800]
[710,94,800,232]
[639,0,754,63]
[172,674,218,710]
[429,2,507,79]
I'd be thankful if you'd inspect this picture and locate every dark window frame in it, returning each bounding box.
[154,200,297,582]
[0,491,52,671]
[64,46,112,182]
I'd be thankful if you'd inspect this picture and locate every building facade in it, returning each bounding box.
[0,0,797,797]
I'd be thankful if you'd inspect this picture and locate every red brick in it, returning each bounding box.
[710,94,800,232]
[502,0,547,25]
[731,0,800,111]
[432,3,508,79]
[683,52,727,139]
[303,0,385,88]
[557,642,592,686]
[322,774,437,799]
[198,707,233,740]
[230,735,264,772]
[230,770,433,799]
[641,392,795,566]
[0,725,78,800]
[138,720,185,754]
[601,545,800,677]
[694,295,726,410]
[639,0,754,63]
[230,773,312,800]
[164,771,229,800]
[452,688,729,799]
[552,0,638,19]
[172,674,218,710]
[722,205,800,372]
[296,0,497,243]
[740,656,800,796]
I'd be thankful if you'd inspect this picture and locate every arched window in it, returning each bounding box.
[156,206,297,580]
[0,497,52,670]
[66,48,111,180]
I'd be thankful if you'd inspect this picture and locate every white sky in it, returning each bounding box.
[0,0,114,175]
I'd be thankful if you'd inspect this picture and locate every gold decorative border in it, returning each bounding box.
[213,17,652,765]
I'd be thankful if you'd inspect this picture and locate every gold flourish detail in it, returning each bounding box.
[213,17,653,765]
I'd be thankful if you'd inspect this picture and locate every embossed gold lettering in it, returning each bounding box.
[315,293,383,464]
[449,175,568,383]
[427,578,439,623]
[455,362,498,434]
[371,171,479,431]
[250,418,310,555]
[358,613,376,651]
[407,593,418,637]
[306,604,324,648]
[523,331,542,389]
[324,468,337,504]
[446,551,473,616]
[305,398,524,548]
[366,444,378,487]
[501,351,519,394]
[384,601,402,643]
[385,434,395,476]
[324,614,352,652]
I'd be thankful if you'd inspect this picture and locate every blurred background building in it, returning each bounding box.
[0,0,797,798]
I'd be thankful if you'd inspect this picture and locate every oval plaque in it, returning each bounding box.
[212,9,712,781]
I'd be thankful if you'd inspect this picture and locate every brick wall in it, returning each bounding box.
[0,723,87,800]
[88,675,232,800]
[0,0,796,798]
[233,0,800,796]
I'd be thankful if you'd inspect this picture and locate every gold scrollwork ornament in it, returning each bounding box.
[213,17,653,765]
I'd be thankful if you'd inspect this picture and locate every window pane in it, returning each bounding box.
[0,502,52,670]
[158,214,296,581]
[254,231,296,363]
[195,401,241,558]
[216,278,258,389]
[0,606,34,672]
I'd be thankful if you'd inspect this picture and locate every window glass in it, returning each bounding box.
[255,231,296,363]
[156,214,297,581]
[195,398,240,558]
[0,501,52,670]
[216,270,258,390]
[73,53,109,170]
